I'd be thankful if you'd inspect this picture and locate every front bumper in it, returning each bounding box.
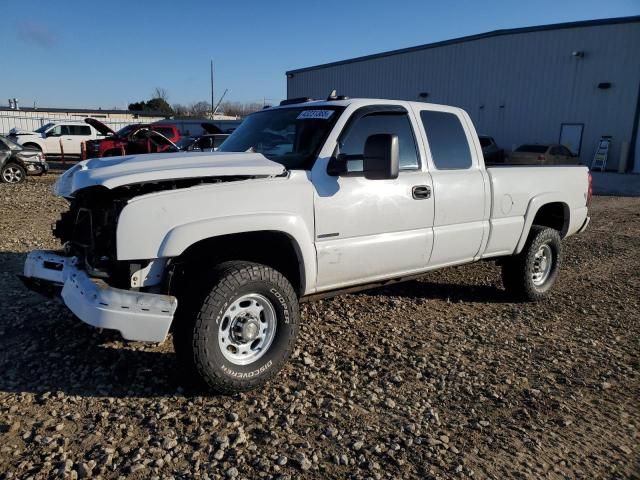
[21,250,177,342]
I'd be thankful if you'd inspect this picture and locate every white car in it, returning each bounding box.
[21,97,591,393]
[8,121,105,157]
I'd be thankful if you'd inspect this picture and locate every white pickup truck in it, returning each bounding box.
[21,97,591,393]
[9,121,104,157]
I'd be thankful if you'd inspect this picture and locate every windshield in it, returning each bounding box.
[515,144,548,153]
[218,106,344,169]
[34,123,54,133]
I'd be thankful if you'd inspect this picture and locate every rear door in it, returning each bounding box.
[413,106,488,267]
[67,125,93,154]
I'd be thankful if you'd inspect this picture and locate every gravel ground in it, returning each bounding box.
[0,176,638,479]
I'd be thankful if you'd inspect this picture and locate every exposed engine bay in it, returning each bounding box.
[52,176,253,288]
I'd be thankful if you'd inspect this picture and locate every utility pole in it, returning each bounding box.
[211,58,216,120]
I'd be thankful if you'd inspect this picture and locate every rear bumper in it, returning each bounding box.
[21,250,177,342]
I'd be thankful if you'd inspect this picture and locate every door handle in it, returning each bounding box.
[412,185,431,199]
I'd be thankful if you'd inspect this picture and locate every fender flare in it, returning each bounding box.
[156,212,317,294]
[515,193,570,254]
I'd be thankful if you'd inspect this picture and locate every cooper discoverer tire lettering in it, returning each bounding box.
[173,261,299,394]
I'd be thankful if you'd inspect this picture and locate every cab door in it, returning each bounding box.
[412,106,489,267]
[312,104,435,291]
[43,125,65,154]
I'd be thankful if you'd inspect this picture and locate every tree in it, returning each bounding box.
[220,101,263,117]
[145,97,173,114]
[152,87,169,102]
[172,103,190,117]
[189,101,212,117]
[128,101,146,111]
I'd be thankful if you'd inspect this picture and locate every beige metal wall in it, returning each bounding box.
[288,21,640,169]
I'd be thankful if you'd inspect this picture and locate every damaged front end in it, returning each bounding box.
[20,174,259,342]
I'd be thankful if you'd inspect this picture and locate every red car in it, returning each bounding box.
[83,119,180,158]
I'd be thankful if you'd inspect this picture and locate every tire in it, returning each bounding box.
[501,226,562,301]
[1,162,26,184]
[173,261,300,394]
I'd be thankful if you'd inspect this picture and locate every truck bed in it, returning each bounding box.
[482,165,590,258]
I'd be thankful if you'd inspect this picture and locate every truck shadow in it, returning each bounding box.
[357,278,510,304]
[0,252,191,399]
[1,251,506,399]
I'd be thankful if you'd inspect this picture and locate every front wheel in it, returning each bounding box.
[173,261,300,394]
[1,162,26,184]
[501,226,562,301]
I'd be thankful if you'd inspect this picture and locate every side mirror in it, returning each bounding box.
[363,134,399,180]
[45,130,58,138]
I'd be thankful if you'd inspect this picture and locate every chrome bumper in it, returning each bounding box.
[21,250,177,342]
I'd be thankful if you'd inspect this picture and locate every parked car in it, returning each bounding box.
[20,97,591,394]
[478,135,504,164]
[84,119,181,158]
[153,119,242,137]
[177,134,229,152]
[175,124,230,152]
[0,135,48,184]
[509,144,578,165]
[8,121,105,157]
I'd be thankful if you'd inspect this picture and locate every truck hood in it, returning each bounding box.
[54,151,286,197]
[8,128,38,136]
[85,118,115,136]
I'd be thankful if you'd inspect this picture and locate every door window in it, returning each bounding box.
[69,125,92,135]
[339,113,419,172]
[420,111,472,169]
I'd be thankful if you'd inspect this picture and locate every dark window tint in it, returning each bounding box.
[154,127,175,138]
[559,146,572,156]
[515,144,548,153]
[214,135,228,148]
[478,136,493,148]
[420,111,472,169]
[197,136,214,150]
[340,113,419,170]
[0,138,8,150]
[69,125,91,135]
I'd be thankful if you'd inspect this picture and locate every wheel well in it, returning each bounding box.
[173,231,304,296]
[532,202,569,237]
[22,142,41,151]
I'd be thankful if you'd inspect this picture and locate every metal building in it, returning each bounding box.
[286,16,640,173]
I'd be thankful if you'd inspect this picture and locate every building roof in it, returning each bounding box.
[286,15,640,75]
[0,105,168,117]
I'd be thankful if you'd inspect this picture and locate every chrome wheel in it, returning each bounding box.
[2,165,24,184]
[531,244,553,286]
[218,293,277,365]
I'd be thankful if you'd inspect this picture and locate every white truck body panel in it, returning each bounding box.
[23,98,590,343]
[54,151,286,197]
[10,122,102,155]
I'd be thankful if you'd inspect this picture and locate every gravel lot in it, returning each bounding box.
[1,176,638,479]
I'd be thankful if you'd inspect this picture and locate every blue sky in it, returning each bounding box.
[1,0,638,109]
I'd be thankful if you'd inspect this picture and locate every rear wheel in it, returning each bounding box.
[501,226,562,301]
[173,261,299,393]
[1,162,26,184]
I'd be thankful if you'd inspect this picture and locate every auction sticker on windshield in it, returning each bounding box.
[297,110,334,120]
